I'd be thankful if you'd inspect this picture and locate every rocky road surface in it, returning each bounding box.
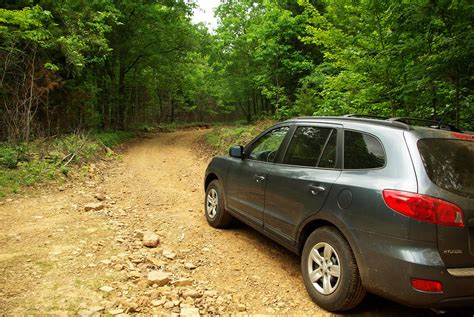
[0,130,438,316]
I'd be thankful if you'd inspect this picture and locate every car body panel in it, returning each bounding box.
[350,228,474,309]
[264,166,341,245]
[403,129,474,268]
[226,159,272,227]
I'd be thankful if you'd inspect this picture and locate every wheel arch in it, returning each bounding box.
[204,172,219,191]
[298,219,337,254]
[297,215,366,283]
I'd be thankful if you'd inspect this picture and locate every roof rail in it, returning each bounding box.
[292,115,469,133]
[344,114,389,120]
[388,117,461,132]
[293,116,411,130]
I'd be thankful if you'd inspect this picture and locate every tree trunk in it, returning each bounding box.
[455,75,460,128]
[105,59,116,130]
[252,89,257,116]
[247,95,252,122]
[170,94,175,123]
[118,63,126,129]
[25,49,37,143]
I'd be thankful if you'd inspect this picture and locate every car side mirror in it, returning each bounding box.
[229,145,244,159]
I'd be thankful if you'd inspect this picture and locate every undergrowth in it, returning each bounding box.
[0,131,134,198]
[155,121,212,132]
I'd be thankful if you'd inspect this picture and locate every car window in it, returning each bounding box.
[283,127,335,167]
[248,126,289,162]
[418,138,474,199]
[344,131,385,169]
[318,129,337,168]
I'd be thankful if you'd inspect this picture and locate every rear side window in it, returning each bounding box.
[418,139,474,199]
[283,127,335,167]
[344,131,385,169]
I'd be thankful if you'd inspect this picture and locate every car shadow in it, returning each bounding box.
[229,221,471,317]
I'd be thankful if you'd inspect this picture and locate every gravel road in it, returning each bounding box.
[0,130,437,316]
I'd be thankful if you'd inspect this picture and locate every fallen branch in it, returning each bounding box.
[62,141,86,167]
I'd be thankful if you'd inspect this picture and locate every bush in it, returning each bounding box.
[156,122,211,133]
[0,131,135,197]
[0,145,18,168]
[93,131,134,147]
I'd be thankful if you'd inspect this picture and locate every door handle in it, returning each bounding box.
[254,175,266,183]
[308,184,325,195]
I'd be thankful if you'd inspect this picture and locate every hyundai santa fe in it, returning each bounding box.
[203,116,474,312]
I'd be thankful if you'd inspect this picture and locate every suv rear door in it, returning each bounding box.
[415,136,474,268]
[263,124,342,245]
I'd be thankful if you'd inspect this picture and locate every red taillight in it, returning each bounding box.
[383,190,464,227]
[451,132,474,140]
[411,278,443,293]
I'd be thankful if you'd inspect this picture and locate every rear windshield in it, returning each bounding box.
[417,139,474,199]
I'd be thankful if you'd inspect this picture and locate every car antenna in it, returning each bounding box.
[436,105,455,130]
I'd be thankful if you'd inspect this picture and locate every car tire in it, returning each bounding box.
[301,226,366,312]
[204,180,232,228]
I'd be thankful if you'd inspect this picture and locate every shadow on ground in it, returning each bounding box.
[229,221,472,317]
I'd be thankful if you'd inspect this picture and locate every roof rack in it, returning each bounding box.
[342,114,463,132]
[388,117,461,132]
[343,114,389,120]
[293,116,411,130]
[293,115,466,133]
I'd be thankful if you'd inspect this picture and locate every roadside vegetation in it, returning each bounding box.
[205,120,275,155]
[155,122,211,133]
[0,131,134,197]
[1,1,473,195]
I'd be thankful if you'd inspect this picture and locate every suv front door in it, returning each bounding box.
[226,126,290,228]
[263,125,342,245]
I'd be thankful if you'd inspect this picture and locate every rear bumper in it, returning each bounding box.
[352,229,474,309]
[436,296,474,308]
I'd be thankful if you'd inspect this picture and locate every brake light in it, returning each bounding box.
[451,132,474,140]
[383,190,464,227]
[411,278,443,293]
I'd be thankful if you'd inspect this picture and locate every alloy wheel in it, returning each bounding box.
[307,242,341,295]
[206,188,218,219]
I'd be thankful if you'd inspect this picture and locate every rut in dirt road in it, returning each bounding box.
[0,130,433,316]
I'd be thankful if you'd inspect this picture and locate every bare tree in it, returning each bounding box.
[1,43,59,143]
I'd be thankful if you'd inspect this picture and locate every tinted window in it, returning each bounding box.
[344,131,385,169]
[418,139,474,199]
[319,130,337,168]
[283,127,335,167]
[248,126,289,162]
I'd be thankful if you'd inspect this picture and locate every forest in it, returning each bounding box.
[1,0,473,144]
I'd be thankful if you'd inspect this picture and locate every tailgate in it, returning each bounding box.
[416,137,474,267]
[437,197,474,267]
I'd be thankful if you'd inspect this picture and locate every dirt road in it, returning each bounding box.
[0,130,435,316]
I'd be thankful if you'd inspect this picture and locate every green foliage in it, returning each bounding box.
[213,0,319,121]
[298,0,473,129]
[0,132,133,197]
[0,144,30,169]
[205,120,275,154]
[92,131,134,148]
[154,122,212,133]
[0,146,19,169]
[0,157,58,197]
[1,0,473,146]
[0,5,53,46]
